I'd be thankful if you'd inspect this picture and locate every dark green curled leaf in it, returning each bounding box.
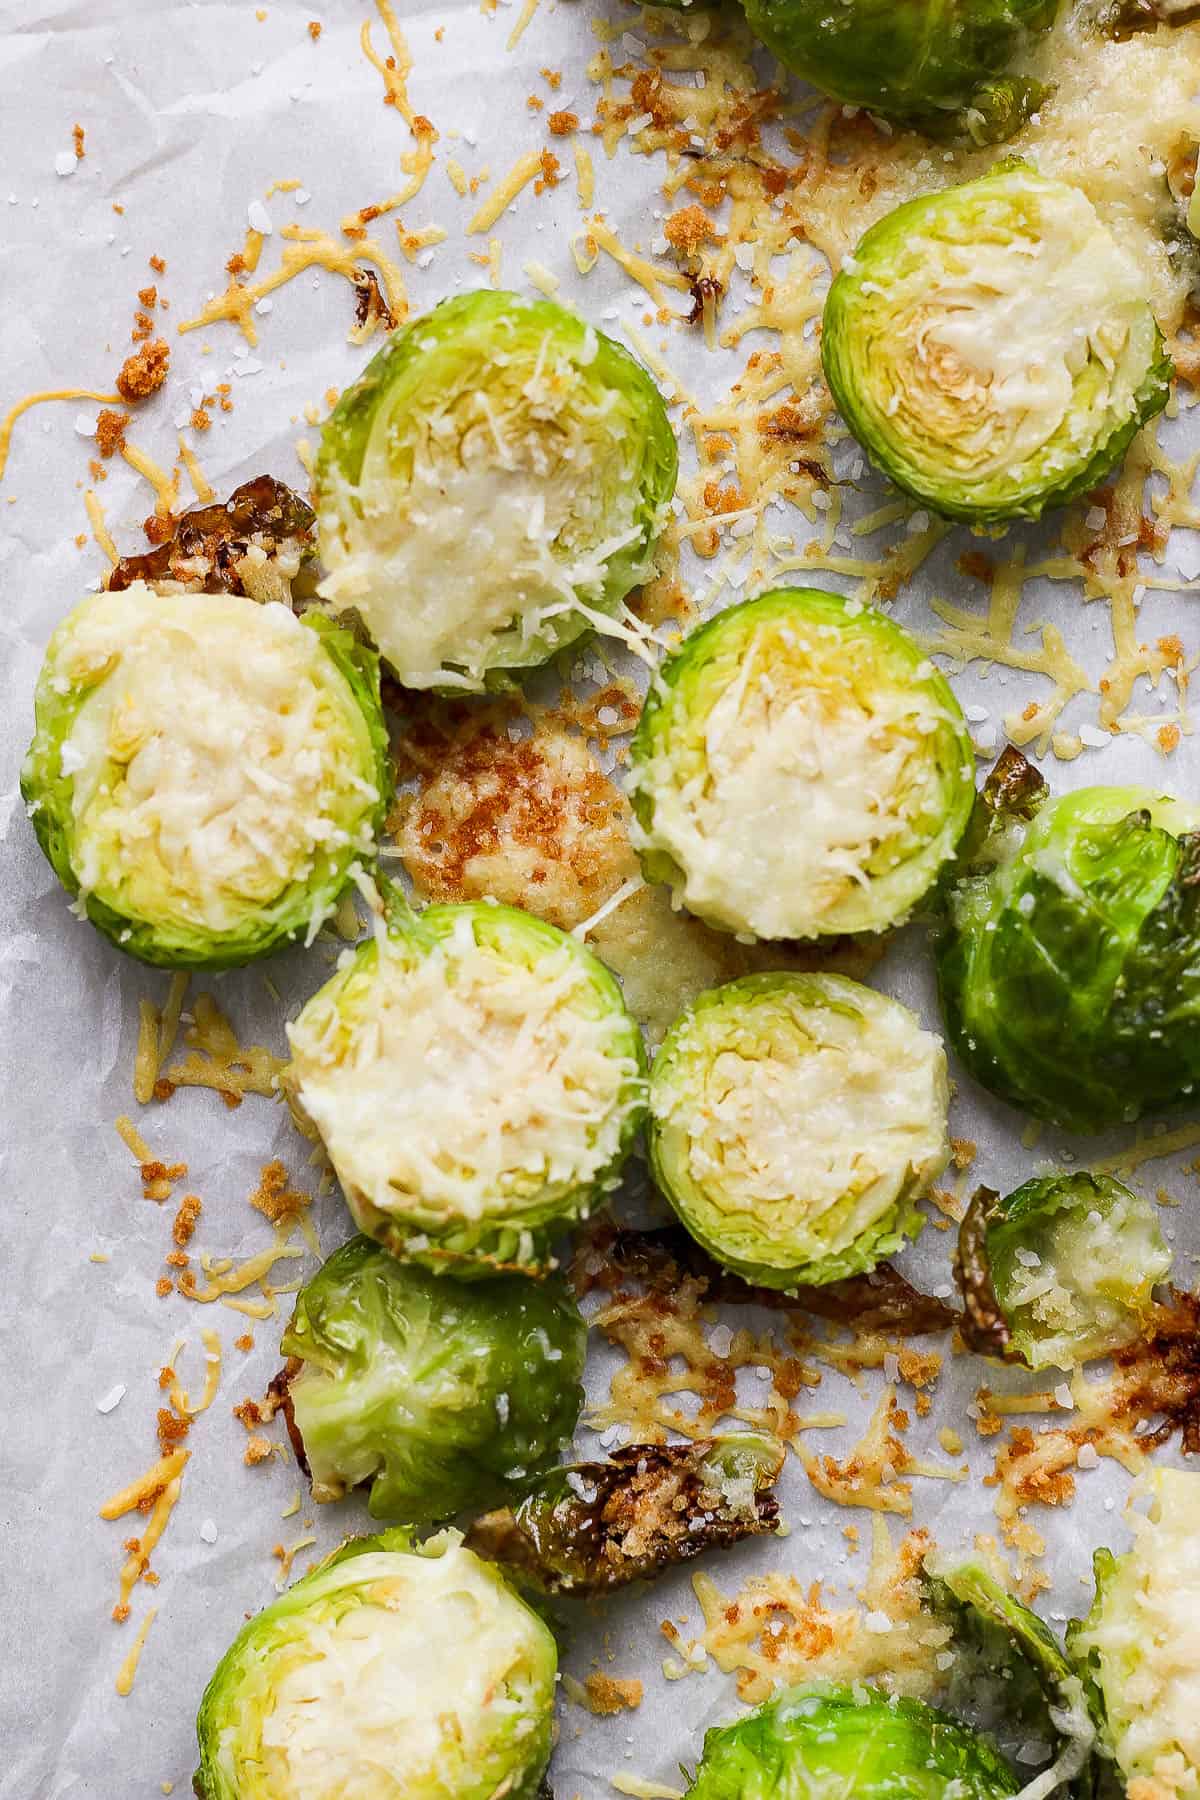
[465,1434,784,1595]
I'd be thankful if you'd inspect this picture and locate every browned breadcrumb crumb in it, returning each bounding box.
[534,150,561,193]
[155,1277,173,1298]
[75,532,87,548]
[233,1399,266,1431]
[95,408,130,457]
[116,338,170,402]
[541,66,562,88]
[157,1408,190,1452]
[949,1138,977,1171]
[112,202,124,216]
[164,1251,189,1270]
[72,123,85,159]
[172,1194,201,1247]
[582,1672,643,1716]
[548,110,578,136]
[157,1366,175,1390]
[88,459,105,480]
[307,18,321,37]
[434,24,444,39]
[664,204,721,258]
[412,114,436,140]
[143,509,178,547]
[191,406,211,432]
[1159,723,1181,753]
[148,254,165,273]
[138,285,158,308]
[248,1160,309,1224]
[112,1601,130,1623]
[244,1435,273,1466]
[527,94,544,112]
[234,1334,255,1353]
[131,313,154,343]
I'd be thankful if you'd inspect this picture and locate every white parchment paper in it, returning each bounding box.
[1,1,1199,1794]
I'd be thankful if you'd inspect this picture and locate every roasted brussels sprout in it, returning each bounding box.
[285,896,646,1276]
[466,1434,783,1594]
[630,588,974,940]
[937,752,1200,1134]
[315,290,677,692]
[648,972,949,1288]
[684,1683,1021,1800]
[955,1174,1171,1369]
[1070,1470,1200,1800]
[107,474,315,603]
[823,167,1173,524]
[194,1528,557,1800]
[739,0,1056,135]
[21,584,388,969]
[276,1234,586,1522]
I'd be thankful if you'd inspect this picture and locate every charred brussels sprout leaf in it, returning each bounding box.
[630,587,975,940]
[955,1174,1170,1369]
[739,0,1057,134]
[108,474,315,603]
[315,289,677,692]
[1069,1470,1200,1799]
[823,167,1173,523]
[684,1683,1022,1800]
[278,1235,586,1523]
[648,972,949,1288]
[466,1434,783,1594]
[937,753,1200,1133]
[284,898,646,1276]
[193,1528,556,1800]
[21,584,389,969]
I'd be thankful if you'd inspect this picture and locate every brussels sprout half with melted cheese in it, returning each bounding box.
[684,1683,1022,1800]
[285,897,646,1276]
[630,587,975,940]
[937,754,1200,1134]
[823,166,1173,524]
[194,1528,556,1800]
[315,289,677,692]
[278,1234,586,1522]
[956,1173,1171,1370]
[21,583,388,969]
[648,972,949,1288]
[739,0,1055,137]
[1069,1470,1200,1800]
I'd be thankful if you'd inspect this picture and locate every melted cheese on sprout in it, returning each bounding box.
[246,1545,551,1800]
[287,914,640,1228]
[319,331,650,689]
[635,623,965,939]
[871,178,1155,486]
[57,585,377,933]
[653,982,948,1270]
[1074,1471,1200,1800]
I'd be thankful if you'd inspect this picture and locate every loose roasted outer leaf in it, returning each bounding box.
[108,474,315,597]
[465,1435,783,1595]
[954,1187,1016,1361]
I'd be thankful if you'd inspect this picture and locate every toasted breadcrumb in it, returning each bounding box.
[548,110,578,136]
[116,339,170,402]
[307,19,321,38]
[234,1334,255,1353]
[582,1672,644,1716]
[72,124,85,159]
[244,1435,273,1466]
[248,1160,309,1224]
[95,409,130,457]
[171,1195,201,1248]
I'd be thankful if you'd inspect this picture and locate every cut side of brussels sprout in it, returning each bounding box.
[823,167,1173,523]
[684,1682,1021,1800]
[1070,1470,1200,1800]
[648,972,949,1288]
[630,587,975,940]
[107,474,315,603]
[938,754,1200,1134]
[277,1234,586,1522]
[194,1528,557,1800]
[955,1174,1171,1370]
[466,1434,783,1595]
[739,0,1057,133]
[315,289,677,691]
[285,898,646,1275]
[21,583,389,969]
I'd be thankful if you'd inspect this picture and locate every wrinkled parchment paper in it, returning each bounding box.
[2,2,1200,1794]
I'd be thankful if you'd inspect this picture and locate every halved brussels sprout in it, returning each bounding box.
[466,1433,783,1595]
[925,1557,1099,1800]
[315,290,677,692]
[194,1528,556,1800]
[276,1234,586,1522]
[21,584,389,969]
[739,0,1056,136]
[648,972,949,1288]
[285,896,646,1276]
[684,1683,1021,1800]
[823,166,1173,523]
[630,587,975,940]
[937,752,1200,1134]
[1070,1470,1200,1800]
[955,1174,1171,1369]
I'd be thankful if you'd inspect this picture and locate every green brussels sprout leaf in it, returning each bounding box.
[824,167,1173,524]
[315,289,677,692]
[466,1434,784,1595]
[193,1528,557,1800]
[275,1235,587,1524]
